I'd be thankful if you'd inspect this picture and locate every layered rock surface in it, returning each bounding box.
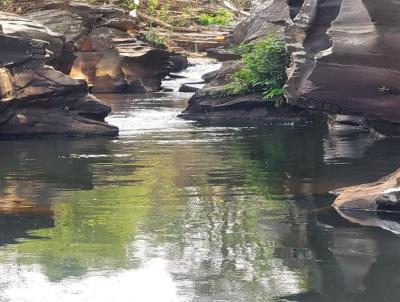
[285,0,400,135]
[186,0,400,134]
[18,2,182,93]
[0,17,118,138]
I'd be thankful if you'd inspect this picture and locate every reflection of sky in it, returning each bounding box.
[0,258,178,302]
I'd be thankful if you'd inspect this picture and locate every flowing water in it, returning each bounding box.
[0,59,400,302]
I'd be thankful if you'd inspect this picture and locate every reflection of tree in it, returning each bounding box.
[130,125,326,300]
[3,116,398,300]
[0,138,115,249]
[15,177,151,281]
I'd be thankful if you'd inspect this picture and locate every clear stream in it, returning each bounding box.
[0,60,400,302]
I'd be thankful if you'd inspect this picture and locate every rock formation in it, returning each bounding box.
[285,0,400,136]
[184,0,400,135]
[18,2,184,93]
[180,60,310,122]
[233,0,291,43]
[0,14,118,138]
[333,168,400,211]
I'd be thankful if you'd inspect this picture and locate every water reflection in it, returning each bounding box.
[0,65,399,301]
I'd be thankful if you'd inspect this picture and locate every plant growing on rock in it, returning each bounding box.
[226,37,289,101]
[144,29,166,48]
[143,0,171,23]
[196,8,233,26]
[121,0,139,10]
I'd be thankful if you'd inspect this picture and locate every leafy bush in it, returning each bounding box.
[226,37,289,101]
[196,8,233,26]
[144,29,166,48]
[121,0,139,10]
[144,0,171,23]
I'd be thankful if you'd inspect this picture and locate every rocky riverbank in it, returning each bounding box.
[0,0,243,137]
[0,17,118,138]
[183,0,400,137]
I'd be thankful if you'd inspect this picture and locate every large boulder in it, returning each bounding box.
[0,11,64,62]
[333,169,400,212]
[0,19,118,138]
[233,0,291,43]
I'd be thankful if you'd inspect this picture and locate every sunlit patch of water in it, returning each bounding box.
[0,258,179,302]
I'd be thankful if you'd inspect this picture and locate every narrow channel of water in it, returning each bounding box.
[0,59,399,301]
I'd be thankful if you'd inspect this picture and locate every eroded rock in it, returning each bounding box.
[0,11,64,63]
[233,0,290,43]
[285,0,400,136]
[333,169,400,212]
[0,15,118,138]
[21,2,183,93]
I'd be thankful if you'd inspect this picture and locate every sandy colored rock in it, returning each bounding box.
[333,169,400,211]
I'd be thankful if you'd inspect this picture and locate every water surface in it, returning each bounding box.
[0,61,400,302]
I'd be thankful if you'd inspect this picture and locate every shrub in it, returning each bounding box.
[196,8,233,26]
[226,37,289,101]
[144,0,171,23]
[144,29,166,48]
[121,0,139,10]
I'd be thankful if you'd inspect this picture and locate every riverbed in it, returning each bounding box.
[0,59,399,302]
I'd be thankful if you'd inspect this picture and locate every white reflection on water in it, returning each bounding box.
[0,258,178,302]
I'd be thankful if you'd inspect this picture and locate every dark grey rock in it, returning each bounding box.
[179,84,200,93]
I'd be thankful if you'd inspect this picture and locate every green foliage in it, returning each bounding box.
[226,37,289,101]
[196,8,233,26]
[144,29,166,48]
[144,0,171,23]
[121,0,139,10]
[171,7,196,27]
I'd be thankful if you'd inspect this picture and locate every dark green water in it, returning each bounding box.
[0,64,400,301]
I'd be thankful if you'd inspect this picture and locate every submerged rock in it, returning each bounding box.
[0,20,118,138]
[179,84,201,93]
[333,169,400,212]
[336,209,400,235]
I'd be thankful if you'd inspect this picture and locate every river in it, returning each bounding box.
[0,59,399,302]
